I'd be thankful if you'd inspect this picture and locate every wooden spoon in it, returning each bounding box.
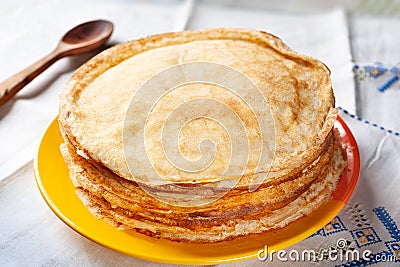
[0,19,114,107]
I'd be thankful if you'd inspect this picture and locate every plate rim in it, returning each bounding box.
[33,115,360,265]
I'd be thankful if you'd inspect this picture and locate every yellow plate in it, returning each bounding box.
[34,116,359,265]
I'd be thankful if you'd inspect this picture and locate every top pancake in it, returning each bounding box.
[59,28,336,184]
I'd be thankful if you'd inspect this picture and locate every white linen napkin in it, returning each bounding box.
[350,15,400,133]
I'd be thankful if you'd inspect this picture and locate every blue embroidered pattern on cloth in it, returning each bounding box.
[338,107,400,137]
[305,204,400,266]
[353,62,400,92]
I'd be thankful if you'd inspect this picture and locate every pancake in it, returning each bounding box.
[60,129,334,215]
[59,28,336,185]
[63,132,345,243]
[58,28,346,243]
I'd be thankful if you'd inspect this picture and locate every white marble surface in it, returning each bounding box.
[1,0,400,266]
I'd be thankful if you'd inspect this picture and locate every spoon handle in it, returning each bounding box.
[0,49,62,107]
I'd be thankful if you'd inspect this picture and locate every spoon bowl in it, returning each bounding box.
[60,20,114,55]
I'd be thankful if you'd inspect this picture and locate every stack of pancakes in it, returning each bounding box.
[59,28,347,243]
